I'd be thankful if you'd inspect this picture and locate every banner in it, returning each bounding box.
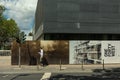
[69,41,101,64]
[101,41,120,63]
[12,40,120,65]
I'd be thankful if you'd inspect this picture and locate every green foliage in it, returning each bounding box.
[0,5,20,49]
[0,5,5,15]
[0,18,20,42]
[28,32,33,36]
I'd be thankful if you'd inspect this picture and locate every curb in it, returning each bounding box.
[0,69,93,74]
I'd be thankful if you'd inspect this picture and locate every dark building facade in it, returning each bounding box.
[33,0,120,40]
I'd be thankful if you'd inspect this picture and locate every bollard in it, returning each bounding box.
[81,60,84,70]
[60,59,62,70]
[37,59,39,70]
[103,59,105,70]
[18,46,21,68]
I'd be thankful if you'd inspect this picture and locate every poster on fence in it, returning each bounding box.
[70,40,120,64]
[12,40,69,65]
[69,41,101,64]
[101,41,120,63]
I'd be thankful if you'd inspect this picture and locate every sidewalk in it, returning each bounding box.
[0,64,120,74]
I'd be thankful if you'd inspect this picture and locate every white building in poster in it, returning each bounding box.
[70,41,101,64]
[70,41,120,64]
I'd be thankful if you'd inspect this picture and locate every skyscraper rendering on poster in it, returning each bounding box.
[69,41,120,64]
[101,41,120,63]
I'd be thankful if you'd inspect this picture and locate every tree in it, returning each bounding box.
[0,5,5,25]
[0,5,5,16]
[0,18,20,49]
[0,5,20,49]
[28,32,33,36]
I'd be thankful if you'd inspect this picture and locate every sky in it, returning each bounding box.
[0,0,38,35]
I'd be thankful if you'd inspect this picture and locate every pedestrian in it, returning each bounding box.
[38,47,44,66]
[42,56,49,66]
[38,47,49,67]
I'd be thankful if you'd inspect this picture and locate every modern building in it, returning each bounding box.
[26,36,33,41]
[33,0,120,40]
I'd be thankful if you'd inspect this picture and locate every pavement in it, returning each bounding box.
[0,64,120,74]
[0,56,120,74]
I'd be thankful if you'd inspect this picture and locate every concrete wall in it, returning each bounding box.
[0,50,11,66]
[0,56,11,66]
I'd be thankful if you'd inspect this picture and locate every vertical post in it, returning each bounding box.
[103,59,105,70]
[60,59,62,70]
[37,58,39,70]
[18,46,21,68]
[81,60,84,70]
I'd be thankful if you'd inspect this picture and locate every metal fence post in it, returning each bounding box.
[81,60,84,70]
[18,46,21,68]
[60,59,62,70]
[103,59,105,70]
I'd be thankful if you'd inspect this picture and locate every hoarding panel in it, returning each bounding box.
[101,41,120,63]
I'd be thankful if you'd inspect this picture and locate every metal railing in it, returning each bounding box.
[0,50,11,56]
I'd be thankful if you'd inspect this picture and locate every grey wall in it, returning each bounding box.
[35,0,43,33]
[36,0,120,34]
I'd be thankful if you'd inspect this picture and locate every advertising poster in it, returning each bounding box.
[40,40,69,64]
[69,40,102,64]
[70,40,120,64]
[101,41,120,63]
[12,40,69,65]
[12,40,120,65]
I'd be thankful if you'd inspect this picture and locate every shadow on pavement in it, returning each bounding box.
[10,74,30,80]
[49,74,119,80]
[50,67,120,80]
[92,67,120,80]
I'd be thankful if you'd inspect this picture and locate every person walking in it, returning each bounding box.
[38,47,48,67]
[38,47,44,66]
